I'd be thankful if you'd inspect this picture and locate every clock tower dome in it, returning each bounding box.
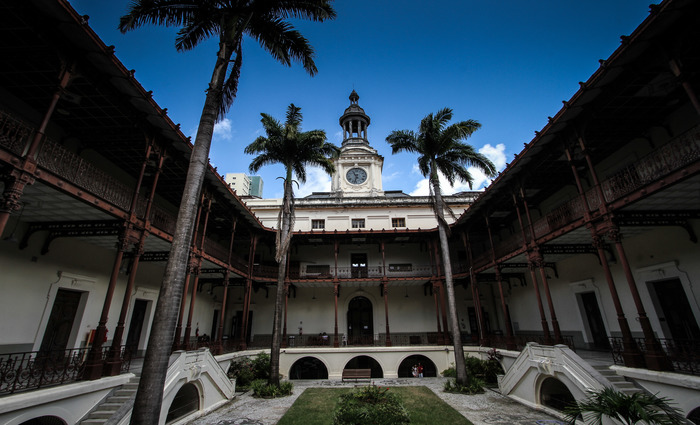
[331,91,384,196]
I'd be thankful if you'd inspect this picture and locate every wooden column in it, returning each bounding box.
[484,215,516,350]
[84,231,132,380]
[217,271,230,354]
[0,171,35,237]
[431,279,443,345]
[566,145,643,364]
[432,239,450,343]
[1,65,73,235]
[592,235,645,368]
[608,228,672,371]
[217,217,236,353]
[333,280,340,347]
[380,240,391,346]
[239,234,258,350]
[463,232,487,346]
[106,145,164,375]
[183,196,212,350]
[577,135,670,370]
[382,278,391,346]
[519,189,552,342]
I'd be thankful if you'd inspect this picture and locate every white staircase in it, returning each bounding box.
[80,376,139,425]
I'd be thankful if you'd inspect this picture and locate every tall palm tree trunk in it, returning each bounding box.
[270,173,293,386]
[431,170,468,386]
[130,41,233,425]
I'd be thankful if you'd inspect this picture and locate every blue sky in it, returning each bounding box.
[68,0,657,198]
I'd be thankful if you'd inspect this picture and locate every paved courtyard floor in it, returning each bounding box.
[187,377,566,425]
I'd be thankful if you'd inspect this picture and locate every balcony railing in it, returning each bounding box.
[610,337,700,375]
[0,110,33,155]
[488,333,576,352]
[0,345,133,396]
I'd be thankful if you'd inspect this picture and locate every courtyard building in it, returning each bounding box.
[0,0,699,424]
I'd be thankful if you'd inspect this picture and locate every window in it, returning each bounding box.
[389,264,412,272]
[311,219,325,229]
[392,217,406,228]
[351,219,365,228]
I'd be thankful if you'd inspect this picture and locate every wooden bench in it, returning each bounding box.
[342,368,371,382]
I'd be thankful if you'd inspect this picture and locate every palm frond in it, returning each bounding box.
[218,39,243,118]
[118,0,201,33]
[247,17,318,75]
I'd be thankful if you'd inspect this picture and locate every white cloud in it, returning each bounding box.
[295,166,332,197]
[408,143,507,196]
[213,118,233,140]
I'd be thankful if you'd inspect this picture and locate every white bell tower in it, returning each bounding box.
[331,91,384,197]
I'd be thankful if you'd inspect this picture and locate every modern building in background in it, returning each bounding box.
[1,1,699,425]
[224,173,263,198]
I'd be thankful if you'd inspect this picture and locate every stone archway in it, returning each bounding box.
[289,356,329,379]
[165,382,200,423]
[344,355,383,378]
[398,354,437,378]
[18,417,66,425]
[688,406,700,425]
[539,377,576,412]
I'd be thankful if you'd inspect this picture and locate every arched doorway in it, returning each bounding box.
[398,355,437,378]
[347,296,373,345]
[539,377,576,412]
[289,357,329,379]
[165,383,200,424]
[688,406,700,425]
[344,355,383,378]
[19,417,66,425]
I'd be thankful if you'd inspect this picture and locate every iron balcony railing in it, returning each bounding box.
[610,336,700,376]
[0,345,133,396]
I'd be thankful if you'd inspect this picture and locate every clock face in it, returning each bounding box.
[346,167,367,184]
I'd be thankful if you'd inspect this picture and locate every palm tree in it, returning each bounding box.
[564,387,686,425]
[386,108,496,386]
[246,103,339,386]
[118,2,335,423]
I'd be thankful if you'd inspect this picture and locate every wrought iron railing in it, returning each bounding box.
[0,345,134,396]
[488,333,576,352]
[610,337,700,375]
[0,109,33,155]
[38,139,133,211]
[602,126,700,202]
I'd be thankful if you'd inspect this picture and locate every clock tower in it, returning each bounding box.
[331,91,384,197]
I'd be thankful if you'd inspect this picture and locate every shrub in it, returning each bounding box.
[464,355,503,385]
[251,379,293,398]
[444,376,485,395]
[333,385,410,425]
[228,352,271,389]
[441,366,456,377]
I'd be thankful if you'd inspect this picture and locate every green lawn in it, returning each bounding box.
[277,386,474,425]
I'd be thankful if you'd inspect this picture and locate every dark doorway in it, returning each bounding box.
[289,357,329,379]
[39,289,82,354]
[398,355,437,378]
[232,310,253,343]
[580,292,609,349]
[351,253,367,278]
[344,355,383,378]
[126,299,148,350]
[347,296,373,345]
[211,309,220,340]
[649,278,700,341]
[468,307,479,342]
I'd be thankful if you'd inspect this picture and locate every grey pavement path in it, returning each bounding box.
[186,377,566,425]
